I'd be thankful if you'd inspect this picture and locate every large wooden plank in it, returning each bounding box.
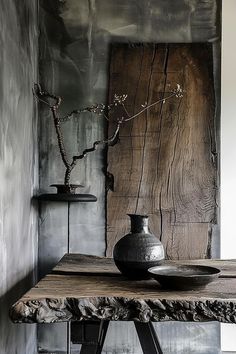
[107,43,217,260]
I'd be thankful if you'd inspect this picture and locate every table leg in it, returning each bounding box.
[135,322,163,354]
[71,320,109,354]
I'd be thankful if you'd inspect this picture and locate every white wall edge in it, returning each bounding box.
[221,0,236,351]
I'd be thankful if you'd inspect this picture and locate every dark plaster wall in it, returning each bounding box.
[0,1,38,353]
[38,1,221,353]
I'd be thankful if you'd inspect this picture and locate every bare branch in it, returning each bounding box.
[121,103,131,118]
[59,103,107,122]
[34,83,70,171]
[123,92,176,122]
[52,108,71,169]
[34,83,183,187]
[33,83,62,109]
[33,91,52,107]
[72,121,122,163]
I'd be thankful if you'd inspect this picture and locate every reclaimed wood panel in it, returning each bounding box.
[107,44,217,260]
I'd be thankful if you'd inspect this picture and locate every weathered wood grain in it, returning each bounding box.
[11,286,236,324]
[10,255,236,324]
[13,275,236,302]
[53,254,236,278]
[107,43,217,260]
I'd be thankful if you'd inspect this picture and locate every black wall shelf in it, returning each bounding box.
[34,194,97,202]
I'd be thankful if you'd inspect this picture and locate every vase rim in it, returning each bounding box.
[127,213,149,218]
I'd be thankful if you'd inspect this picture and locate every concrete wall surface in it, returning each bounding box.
[0,1,38,353]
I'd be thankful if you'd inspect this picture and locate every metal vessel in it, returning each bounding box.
[113,214,165,279]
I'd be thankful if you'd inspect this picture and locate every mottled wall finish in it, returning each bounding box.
[38,1,221,353]
[0,1,38,354]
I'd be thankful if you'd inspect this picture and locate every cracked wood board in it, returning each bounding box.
[107,43,217,259]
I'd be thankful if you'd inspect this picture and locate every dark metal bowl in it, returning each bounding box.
[148,264,221,290]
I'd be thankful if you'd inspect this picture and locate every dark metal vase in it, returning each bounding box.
[113,214,165,279]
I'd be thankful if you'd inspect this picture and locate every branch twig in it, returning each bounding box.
[72,121,122,162]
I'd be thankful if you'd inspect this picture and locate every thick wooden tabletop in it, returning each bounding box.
[10,254,236,324]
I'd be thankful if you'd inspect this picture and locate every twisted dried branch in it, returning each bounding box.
[34,83,183,187]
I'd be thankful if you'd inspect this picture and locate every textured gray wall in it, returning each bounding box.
[38,1,221,353]
[0,1,38,353]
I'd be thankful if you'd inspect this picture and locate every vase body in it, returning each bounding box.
[113,214,165,279]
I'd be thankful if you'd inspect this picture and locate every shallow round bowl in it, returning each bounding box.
[148,264,221,290]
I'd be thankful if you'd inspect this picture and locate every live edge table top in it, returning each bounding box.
[10,254,236,324]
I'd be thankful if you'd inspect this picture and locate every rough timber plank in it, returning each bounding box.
[10,255,236,324]
[11,273,236,324]
[107,43,217,260]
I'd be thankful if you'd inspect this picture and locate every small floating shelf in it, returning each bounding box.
[35,193,97,202]
[34,184,97,202]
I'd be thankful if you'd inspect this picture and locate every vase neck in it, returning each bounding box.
[128,214,149,234]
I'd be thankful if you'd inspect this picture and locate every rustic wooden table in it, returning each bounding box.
[10,254,236,354]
